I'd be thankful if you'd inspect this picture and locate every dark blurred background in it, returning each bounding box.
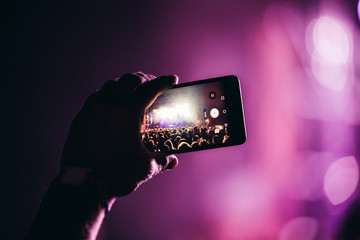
[2,0,360,239]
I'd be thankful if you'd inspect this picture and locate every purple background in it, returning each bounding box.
[2,0,360,239]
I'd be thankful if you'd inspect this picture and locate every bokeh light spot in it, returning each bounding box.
[279,217,318,240]
[324,156,359,205]
[310,58,348,92]
[306,16,353,92]
[312,17,350,64]
[203,170,278,239]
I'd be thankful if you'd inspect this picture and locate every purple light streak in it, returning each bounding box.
[358,0,360,22]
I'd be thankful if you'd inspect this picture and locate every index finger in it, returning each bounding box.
[132,75,179,109]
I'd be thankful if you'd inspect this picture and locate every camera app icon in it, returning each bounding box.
[210,108,219,118]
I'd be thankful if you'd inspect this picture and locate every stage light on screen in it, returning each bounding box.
[324,156,359,205]
[150,102,195,127]
[174,103,191,118]
[279,217,318,240]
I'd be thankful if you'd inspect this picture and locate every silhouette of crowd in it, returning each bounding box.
[141,125,230,152]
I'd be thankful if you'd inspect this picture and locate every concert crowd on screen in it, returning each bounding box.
[141,125,230,152]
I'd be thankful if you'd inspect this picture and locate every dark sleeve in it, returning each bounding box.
[26,182,109,240]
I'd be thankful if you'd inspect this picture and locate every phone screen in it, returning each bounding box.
[141,75,246,153]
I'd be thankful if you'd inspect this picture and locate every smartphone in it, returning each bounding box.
[141,75,246,153]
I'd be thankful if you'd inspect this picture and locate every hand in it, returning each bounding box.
[60,73,179,198]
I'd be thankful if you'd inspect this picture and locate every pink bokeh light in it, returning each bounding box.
[279,217,318,240]
[312,17,350,64]
[203,170,279,239]
[306,16,353,92]
[286,152,334,202]
[324,156,359,205]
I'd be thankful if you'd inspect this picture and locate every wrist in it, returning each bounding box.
[28,178,115,240]
[54,167,116,213]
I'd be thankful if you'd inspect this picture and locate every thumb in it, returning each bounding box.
[132,75,179,110]
[151,153,179,171]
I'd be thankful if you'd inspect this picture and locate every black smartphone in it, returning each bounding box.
[141,75,246,153]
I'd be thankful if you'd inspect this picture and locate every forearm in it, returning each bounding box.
[26,180,115,240]
[26,73,178,239]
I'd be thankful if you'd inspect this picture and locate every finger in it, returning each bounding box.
[96,80,122,104]
[131,72,157,83]
[116,73,143,93]
[72,91,101,124]
[73,80,118,122]
[151,153,179,171]
[79,72,148,110]
[166,155,179,170]
[98,73,144,103]
[99,80,118,93]
[133,75,179,109]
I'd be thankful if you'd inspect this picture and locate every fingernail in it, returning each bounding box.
[165,154,179,170]
[169,75,179,85]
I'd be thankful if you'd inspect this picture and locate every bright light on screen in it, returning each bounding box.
[150,102,195,127]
